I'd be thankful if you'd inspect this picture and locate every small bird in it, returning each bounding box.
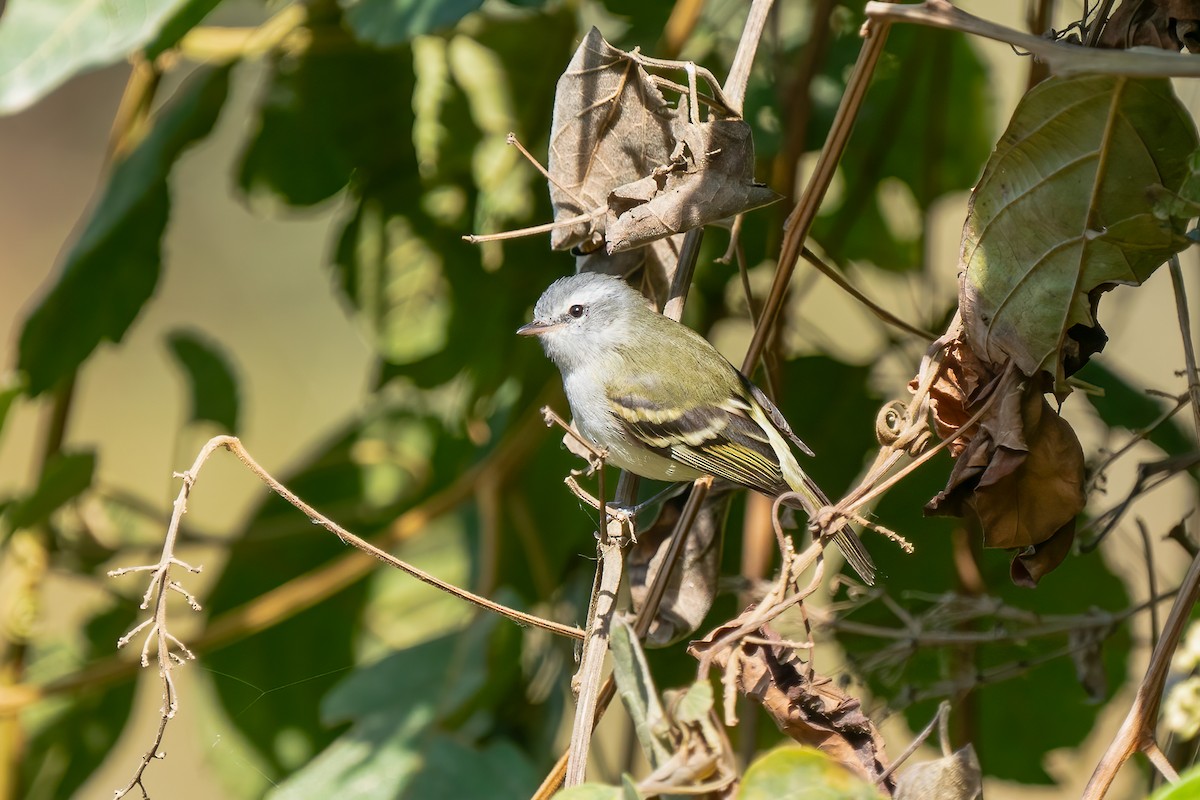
[518,272,875,585]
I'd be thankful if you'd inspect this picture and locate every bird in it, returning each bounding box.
[517,271,875,585]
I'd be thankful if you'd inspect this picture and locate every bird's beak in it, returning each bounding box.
[516,319,562,336]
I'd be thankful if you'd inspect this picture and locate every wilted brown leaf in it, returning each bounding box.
[628,484,732,648]
[547,27,678,252]
[1099,0,1200,51]
[689,623,892,789]
[548,27,778,265]
[923,340,1085,581]
[605,118,779,253]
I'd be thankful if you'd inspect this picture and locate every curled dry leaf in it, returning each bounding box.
[547,27,778,284]
[921,337,1085,583]
[958,75,1197,390]
[689,623,892,790]
[628,483,733,648]
[1099,0,1200,52]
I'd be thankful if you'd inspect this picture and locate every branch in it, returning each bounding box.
[864,0,1200,77]
[1083,543,1200,798]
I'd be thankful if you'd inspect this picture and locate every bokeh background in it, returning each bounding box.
[1,1,1198,798]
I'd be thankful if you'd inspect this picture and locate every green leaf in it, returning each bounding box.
[8,451,96,530]
[0,0,194,114]
[1149,765,1200,799]
[0,373,25,440]
[269,614,534,799]
[18,66,231,396]
[960,76,1199,381]
[144,0,226,59]
[1078,360,1194,461]
[811,26,993,271]
[166,329,241,433]
[237,43,416,209]
[610,617,672,767]
[341,0,485,47]
[737,745,884,799]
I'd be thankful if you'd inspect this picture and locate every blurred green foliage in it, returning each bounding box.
[1,1,1195,798]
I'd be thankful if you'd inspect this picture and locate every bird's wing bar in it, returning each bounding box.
[608,392,788,495]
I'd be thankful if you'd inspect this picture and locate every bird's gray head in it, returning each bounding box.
[517,273,647,371]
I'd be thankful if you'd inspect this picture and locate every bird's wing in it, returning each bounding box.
[607,390,788,495]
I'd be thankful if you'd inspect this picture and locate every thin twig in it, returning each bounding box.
[1170,257,1200,438]
[864,0,1200,77]
[875,701,950,785]
[800,246,937,340]
[1083,547,1200,798]
[1138,519,1161,652]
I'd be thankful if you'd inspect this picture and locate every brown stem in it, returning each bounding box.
[1083,547,1200,798]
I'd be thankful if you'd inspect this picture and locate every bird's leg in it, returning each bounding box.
[625,481,689,519]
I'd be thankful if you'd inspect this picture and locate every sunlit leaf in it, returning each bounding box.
[0,374,24,440]
[1149,764,1200,799]
[737,745,884,799]
[144,0,225,59]
[341,0,485,46]
[0,0,194,114]
[960,75,1198,383]
[166,329,241,433]
[18,66,231,395]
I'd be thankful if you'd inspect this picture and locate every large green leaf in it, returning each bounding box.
[960,75,1199,382]
[18,66,231,396]
[268,613,534,799]
[0,0,194,114]
[341,0,485,46]
[811,26,993,271]
[166,329,241,434]
[737,745,884,799]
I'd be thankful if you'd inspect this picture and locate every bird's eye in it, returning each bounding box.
[568,304,585,318]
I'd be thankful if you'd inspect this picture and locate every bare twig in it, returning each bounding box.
[864,0,1200,77]
[1169,257,1200,438]
[800,246,937,340]
[875,701,951,785]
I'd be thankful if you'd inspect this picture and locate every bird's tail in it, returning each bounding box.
[781,468,876,586]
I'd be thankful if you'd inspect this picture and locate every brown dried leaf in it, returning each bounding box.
[1099,0,1200,50]
[548,28,778,262]
[925,342,1086,574]
[628,483,732,648]
[574,233,682,311]
[894,745,982,800]
[548,27,682,251]
[605,119,779,253]
[1010,518,1076,588]
[1067,622,1110,701]
[689,624,892,788]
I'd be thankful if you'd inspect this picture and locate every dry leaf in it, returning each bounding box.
[605,118,779,253]
[548,28,778,266]
[548,27,678,252]
[628,483,732,648]
[689,623,892,788]
[1099,0,1200,51]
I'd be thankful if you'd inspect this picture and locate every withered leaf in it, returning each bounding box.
[894,745,982,800]
[1099,0,1200,51]
[547,27,681,252]
[958,75,1197,389]
[548,27,778,266]
[689,623,892,788]
[1067,623,1110,702]
[925,350,1085,575]
[628,483,732,648]
[605,118,779,253]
